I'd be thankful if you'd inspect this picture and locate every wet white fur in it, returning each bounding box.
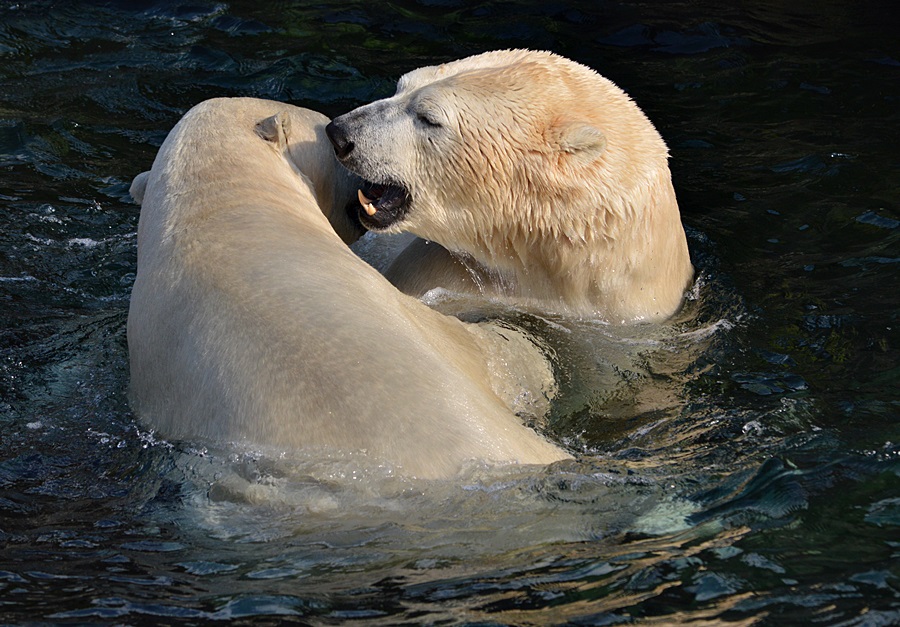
[335,50,694,323]
[128,97,568,479]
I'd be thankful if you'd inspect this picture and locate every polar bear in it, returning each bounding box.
[326,49,694,324]
[127,97,568,479]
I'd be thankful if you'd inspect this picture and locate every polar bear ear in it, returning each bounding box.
[255,113,291,149]
[551,121,607,163]
[130,170,150,205]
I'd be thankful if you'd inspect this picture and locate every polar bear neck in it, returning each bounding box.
[442,161,692,324]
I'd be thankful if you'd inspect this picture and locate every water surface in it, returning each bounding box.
[1,1,898,624]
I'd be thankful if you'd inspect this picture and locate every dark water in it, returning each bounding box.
[1,0,898,624]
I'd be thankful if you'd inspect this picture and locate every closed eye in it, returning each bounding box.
[417,112,443,128]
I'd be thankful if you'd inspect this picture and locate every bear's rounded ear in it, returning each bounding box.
[255,113,292,149]
[552,120,607,163]
[130,170,150,205]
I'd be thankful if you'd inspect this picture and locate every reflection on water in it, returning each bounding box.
[1,0,898,624]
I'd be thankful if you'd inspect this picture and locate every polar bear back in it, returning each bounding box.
[127,98,568,478]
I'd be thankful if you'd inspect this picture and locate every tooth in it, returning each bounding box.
[357,188,373,205]
[358,189,377,216]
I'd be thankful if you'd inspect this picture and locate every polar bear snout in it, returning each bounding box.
[326,115,414,232]
[325,120,355,160]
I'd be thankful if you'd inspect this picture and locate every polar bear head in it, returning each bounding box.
[326,49,666,240]
[132,98,365,247]
[327,50,693,322]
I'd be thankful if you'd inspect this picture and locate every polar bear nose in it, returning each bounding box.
[325,121,355,161]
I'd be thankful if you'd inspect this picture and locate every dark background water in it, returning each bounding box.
[1,1,898,624]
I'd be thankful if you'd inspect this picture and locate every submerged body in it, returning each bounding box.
[127,97,568,479]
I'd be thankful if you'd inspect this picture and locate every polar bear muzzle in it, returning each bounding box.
[326,120,412,231]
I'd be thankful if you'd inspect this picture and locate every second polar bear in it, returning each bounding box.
[327,50,693,323]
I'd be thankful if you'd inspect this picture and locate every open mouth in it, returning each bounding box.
[354,180,411,230]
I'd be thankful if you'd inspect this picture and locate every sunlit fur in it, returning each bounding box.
[128,97,568,479]
[334,50,694,323]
